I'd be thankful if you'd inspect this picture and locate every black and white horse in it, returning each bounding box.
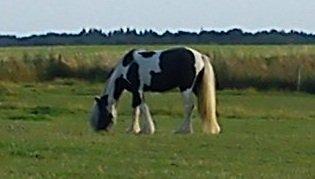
[90,47,221,134]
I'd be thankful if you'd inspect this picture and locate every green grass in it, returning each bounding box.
[0,80,314,178]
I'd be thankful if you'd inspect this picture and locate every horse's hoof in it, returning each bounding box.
[174,129,193,134]
[126,128,141,134]
[210,127,221,135]
[203,125,221,134]
[139,128,155,135]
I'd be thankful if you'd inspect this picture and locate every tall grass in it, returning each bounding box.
[0,46,116,82]
[0,45,314,93]
[207,46,315,92]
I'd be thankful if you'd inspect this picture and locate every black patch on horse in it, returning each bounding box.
[131,92,142,107]
[126,62,140,92]
[122,49,136,66]
[139,51,156,58]
[126,62,142,107]
[113,75,125,100]
[144,48,196,92]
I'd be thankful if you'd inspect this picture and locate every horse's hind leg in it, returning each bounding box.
[175,89,194,134]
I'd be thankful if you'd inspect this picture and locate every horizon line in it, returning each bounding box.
[1,27,315,38]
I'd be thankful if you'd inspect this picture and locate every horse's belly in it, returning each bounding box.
[143,83,178,92]
[143,72,181,92]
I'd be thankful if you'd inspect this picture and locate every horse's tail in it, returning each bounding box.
[197,55,221,134]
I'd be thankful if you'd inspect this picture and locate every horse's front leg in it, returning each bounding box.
[126,106,141,134]
[140,102,155,134]
[127,91,155,134]
[127,92,142,134]
[134,91,155,134]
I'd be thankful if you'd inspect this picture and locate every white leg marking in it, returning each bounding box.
[127,107,141,134]
[140,103,155,134]
[175,89,194,134]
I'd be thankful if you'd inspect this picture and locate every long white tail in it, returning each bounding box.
[197,56,221,134]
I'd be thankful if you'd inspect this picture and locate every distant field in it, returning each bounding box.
[0,80,314,178]
[0,46,314,177]
[0,45,315,92]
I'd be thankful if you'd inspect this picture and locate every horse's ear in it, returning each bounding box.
[94,96,101,103]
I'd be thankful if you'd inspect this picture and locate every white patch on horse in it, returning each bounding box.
[133,50,162,89]
[103,63,129,104]
[187,47,204,75]
[121,65,131,84]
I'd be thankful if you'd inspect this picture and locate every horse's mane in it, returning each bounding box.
[106,69,114,80]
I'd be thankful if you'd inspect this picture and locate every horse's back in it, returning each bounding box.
[139,47,202,92]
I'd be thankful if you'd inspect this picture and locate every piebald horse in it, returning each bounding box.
[90,47,221,134]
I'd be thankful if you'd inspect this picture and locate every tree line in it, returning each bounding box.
[1,28,315,46]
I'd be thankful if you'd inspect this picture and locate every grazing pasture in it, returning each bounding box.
[0,80,314,178]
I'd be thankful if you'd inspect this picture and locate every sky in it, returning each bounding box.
[0,0,314,36]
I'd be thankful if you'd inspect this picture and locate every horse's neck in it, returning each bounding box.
[102,70,120,106]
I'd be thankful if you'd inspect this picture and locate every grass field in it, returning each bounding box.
[0,80,314,178]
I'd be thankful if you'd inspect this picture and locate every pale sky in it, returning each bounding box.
[0,0,314,36]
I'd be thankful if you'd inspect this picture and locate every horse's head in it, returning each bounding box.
[90,95,115,131]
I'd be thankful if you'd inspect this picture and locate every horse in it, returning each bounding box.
[90,47,221,134]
